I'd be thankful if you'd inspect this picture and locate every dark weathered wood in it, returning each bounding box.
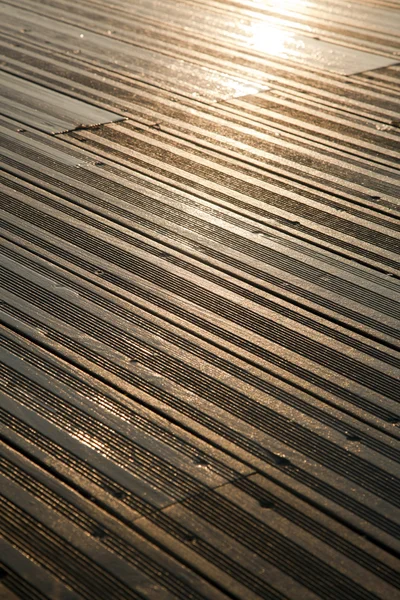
[1,0,400,598]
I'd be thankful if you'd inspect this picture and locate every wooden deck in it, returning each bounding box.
[1,0,400,598]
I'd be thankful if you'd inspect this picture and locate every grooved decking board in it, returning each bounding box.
[0,71,123,134]
[2,10,400,136]
[0,325,249,501]
[0,538,82,600]
[2,446,399,600]
[61,122,400,275]
[2,41,400,166]
[2,117,399,280]
[2,143,400,370]
[1,4,264,102]
[190,0,400,56]
[1,0,400,598]
[0,453,229,600]
[1,235,400,555]
[4,0,399,74]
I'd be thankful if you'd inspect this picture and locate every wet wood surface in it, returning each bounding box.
[1,0,400,598]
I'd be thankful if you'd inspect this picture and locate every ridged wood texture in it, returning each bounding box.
[0,0,399,598]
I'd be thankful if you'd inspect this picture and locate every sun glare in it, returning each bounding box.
[249,23,305,57]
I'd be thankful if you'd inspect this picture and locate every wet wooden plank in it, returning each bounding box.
[1,0,400,598]
[1,4,264,102]
[7,0,399,73]
[1,177,400,555]
[0,447,228,600]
